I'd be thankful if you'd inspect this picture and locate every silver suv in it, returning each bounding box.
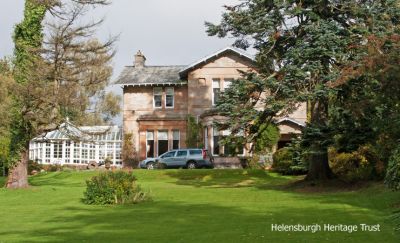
[139,149,213,169]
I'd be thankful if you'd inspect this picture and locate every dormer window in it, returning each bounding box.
[153,87,162,108]
[165,87,174,108]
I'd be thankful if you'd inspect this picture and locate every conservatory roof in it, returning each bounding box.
[33,121,122,142]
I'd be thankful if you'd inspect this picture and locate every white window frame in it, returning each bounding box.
[212,79,220,106]
[211,126,220,156]
[172,130,180,150]
[153,87,162,108]
[223,78,233,91]
[146,130,155,158]
[165,87,174,108]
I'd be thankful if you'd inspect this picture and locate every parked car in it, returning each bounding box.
[139,149,213,169]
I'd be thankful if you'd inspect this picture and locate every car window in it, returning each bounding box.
[176,150,188,157]
[161,151,176,158]
[189,150,202,156]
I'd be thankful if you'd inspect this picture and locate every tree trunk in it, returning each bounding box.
[306,145,333,180]
[305,99,333,180]
[6,149,29,189]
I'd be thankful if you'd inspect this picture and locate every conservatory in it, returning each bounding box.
[29,121,123,166]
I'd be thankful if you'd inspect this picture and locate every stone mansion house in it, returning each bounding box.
[115,47,306,160]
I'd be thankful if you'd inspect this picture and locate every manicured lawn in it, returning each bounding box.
[0,170,399,242]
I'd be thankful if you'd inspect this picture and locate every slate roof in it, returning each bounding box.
[114,47,255,86]
[114,65,186,86]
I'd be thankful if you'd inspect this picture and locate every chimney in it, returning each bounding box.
[134,50,146,68]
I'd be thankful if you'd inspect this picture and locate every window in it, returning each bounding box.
[45,143,51,158]
[82,148,88,159]
[146,131,154,158]
[74,148,80,159]
[176,150,187,157]
[189,150,202,156]
[223,78,233,91]
[89,150,95,160]
[204,127,208,150]
[116,151,122,160]
[54,142,63,159]
[161,151,176,158]
[107,143,114,149]
[157,130,169,156]
[116,142,122,149]
[213,127,220,155]
[172,130,180,150]
[106,150,114,159]
[165,87,174,108]
[99,150,105,160]
[153,87,162,108]
[212,79,220,106]
[65,142,70,159]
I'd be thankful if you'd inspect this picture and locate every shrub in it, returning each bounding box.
[385,146,400,191]
[28,160,42,174]
[272,146,308,175]
[329,146,377,183]
[83,171,151,205]
[42,164,62,172]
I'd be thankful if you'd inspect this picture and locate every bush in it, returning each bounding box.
[83,171,151,205]
[42,164,62,172]
[329,145,380,183]
[272,147,308,175]
[28,160,42,174]
[385,146,400,191]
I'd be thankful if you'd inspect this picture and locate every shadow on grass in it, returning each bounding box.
[164,169,400,214]
[164,169,298,190]
[1,200,397,243]
[29,171,96,187]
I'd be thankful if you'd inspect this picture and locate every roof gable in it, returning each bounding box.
[179,47,255,77]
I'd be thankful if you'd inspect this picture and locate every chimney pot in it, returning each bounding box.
[134,50,146,67]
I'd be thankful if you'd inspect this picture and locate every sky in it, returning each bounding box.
[0,0,242,125]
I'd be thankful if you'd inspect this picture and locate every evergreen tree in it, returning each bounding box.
[206,0,400,180]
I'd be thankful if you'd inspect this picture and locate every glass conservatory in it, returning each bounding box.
[29,121,123,166]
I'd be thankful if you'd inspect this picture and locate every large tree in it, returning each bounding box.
[206,0,400,180]
[6,0,118,188]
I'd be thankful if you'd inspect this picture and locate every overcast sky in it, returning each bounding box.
[0,0,242,125]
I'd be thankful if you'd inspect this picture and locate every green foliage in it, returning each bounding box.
[28,160,42,174]
[13,0,46,84]
[329,145,382,183]
[207,0,400,179]
[385,146,400,191]
[186,115,203,148]
[272,147,307,175]
[83,171,150,205]
[122,133,138,168]
[254,123,280,153]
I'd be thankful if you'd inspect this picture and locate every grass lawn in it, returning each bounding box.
[1,170,399,243]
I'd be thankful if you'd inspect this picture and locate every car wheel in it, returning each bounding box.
[146,162,155,170]
[187,161,197,169]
